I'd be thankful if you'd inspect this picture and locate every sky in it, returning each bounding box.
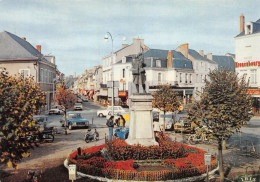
[0,0,259,76]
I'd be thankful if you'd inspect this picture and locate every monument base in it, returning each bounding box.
[125,138,158,146]
[125,94,158,146]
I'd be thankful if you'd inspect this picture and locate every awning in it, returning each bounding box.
[97,89,108,96]
[118,91,128,97]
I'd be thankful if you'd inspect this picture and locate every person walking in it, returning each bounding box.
[118,115,126,131]
[106,115,114,140]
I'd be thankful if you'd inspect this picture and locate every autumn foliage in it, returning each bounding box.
[188,69,253,182]
[55,81,76,110]
[0,68,46,168]
[152,84,181,132]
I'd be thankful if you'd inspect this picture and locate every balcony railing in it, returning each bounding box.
[38,82,54,92]
[146,81,179,86]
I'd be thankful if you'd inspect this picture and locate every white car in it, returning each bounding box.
[74,103,83,110]
[48,108,64,115]
[158,112,174,130]
[97,106,126,117]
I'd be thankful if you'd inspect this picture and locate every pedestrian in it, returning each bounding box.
[106,115,114,140]
[153,121,161,138]
[118,115,125,131]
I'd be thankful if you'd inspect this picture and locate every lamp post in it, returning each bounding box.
[53,78,57,105]
[104,32,114,118]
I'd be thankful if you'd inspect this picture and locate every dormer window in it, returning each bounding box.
[156,60,161,67]
[245,22,253,35]
[122,56,126,63]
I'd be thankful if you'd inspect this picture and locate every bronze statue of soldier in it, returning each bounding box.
[131,52,146,94]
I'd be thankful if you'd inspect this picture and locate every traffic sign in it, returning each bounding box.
[68,164,76,181]
[204,153,211,165]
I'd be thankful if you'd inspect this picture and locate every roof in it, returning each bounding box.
[115,56,134,64]
[117,49,193,69]
[235,19,260,37]
[212,55,235,72]
[188,49,216,64]
[0,31,42,60]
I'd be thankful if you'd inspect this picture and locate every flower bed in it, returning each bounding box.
[68,138,217,181]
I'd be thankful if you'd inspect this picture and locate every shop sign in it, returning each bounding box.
[247,89,260,95]
[235,61,260,68]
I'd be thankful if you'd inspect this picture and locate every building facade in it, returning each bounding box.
[235,14,260,113]
[0,31,57,110]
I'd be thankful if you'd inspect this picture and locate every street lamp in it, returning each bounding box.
[104,32,113,53]
[53,78,57,105]
[104,32,115,118]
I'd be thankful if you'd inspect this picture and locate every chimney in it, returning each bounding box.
[122,44,129,48]
[133,38,144,52]
[199,50,204,57]
[206,53,212,60]
[167,50,173,68]
[240,14,245,33]
[179,43,189,58]
[36,45,41,53]
[21,37,26,40]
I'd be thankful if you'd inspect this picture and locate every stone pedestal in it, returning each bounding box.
[125,94,158,146]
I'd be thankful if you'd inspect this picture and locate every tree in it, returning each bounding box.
[0,69,46,168]
[188,69,253,182]
[55,81,76,135]
[152,84,181,133]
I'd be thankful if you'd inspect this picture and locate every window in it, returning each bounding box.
[40,68,44,82]
[185,73,188,83]
[122,69,125,78]
[156,60,161,67]
[180,73,182,83]
[44,69,48,83]
[190,74,192,83]
[19,69,30,78]
[158,73,162,82]
[250,69,257,84]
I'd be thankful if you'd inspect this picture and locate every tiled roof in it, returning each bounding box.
[115,56,134,64]
[212,55,235,72]
[188,49,216,64]
[144,49,193,69]
[0,31,42,60]
[116,49,193,69]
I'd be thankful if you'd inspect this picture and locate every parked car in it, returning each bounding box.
[174,116,192,133]
[159,112,174,130]
[74,103,83,110]
[173,110,188,123]
[82,97,88,102]
[77,98,83,103]
[48,107,64,115]
[60,112,89,130]
[97,106,126,117]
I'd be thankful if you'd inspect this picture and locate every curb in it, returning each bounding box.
[64,159,219,182]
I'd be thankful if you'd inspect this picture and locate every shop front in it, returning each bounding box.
[247,89,260,114]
